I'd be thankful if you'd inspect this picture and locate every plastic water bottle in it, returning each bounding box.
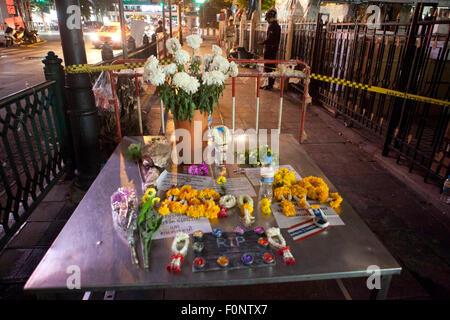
[259,155,275,201]
[440,175,450,205]
[207,115,213,142]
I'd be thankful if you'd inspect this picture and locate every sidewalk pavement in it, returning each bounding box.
[1,39,449,300]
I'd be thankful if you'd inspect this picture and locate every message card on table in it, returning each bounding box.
[156,170,214,191]
[153,214,212,240]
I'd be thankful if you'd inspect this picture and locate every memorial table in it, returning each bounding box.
[25,135,401,300]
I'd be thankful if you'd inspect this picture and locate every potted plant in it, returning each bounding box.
[142,35,238,163]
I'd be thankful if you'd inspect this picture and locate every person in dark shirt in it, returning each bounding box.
[260,9,281,90]
[155,20,164,34]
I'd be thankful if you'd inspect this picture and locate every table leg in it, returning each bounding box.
[370,274,392,300]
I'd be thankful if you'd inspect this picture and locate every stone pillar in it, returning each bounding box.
[249,10,258,53]
[239,15,246,47]
[285,15,294,60]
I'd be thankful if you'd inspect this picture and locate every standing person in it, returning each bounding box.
[260,9,281,90]
[155,20,164,34]
[225,17,235,57]
[152,20,164,42]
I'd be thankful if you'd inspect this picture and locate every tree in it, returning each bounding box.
[31,0,53,28]
[231,0,275,12]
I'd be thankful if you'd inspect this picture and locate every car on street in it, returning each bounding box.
[90,22,130,49]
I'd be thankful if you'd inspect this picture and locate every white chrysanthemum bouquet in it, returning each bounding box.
[143,35,238,122]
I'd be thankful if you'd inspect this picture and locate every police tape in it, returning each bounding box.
[310,73,450,107]
[65,62,449,107]
[65,58,172,74]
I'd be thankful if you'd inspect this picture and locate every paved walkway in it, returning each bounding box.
[1,39,449,300]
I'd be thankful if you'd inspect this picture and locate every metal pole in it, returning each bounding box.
[168,0,173,38]
[162,2,167,57]
[118,0,128,59]
[177,1,182,44]
[54,0,100,189]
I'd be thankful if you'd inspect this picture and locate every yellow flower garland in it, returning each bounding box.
[160,186,221,219]
[329,192,343,209]
[274,186,292,201]
[274,168,297,187]
[281,200,296,217]
[198,188,220,201]
[240,203,253,215]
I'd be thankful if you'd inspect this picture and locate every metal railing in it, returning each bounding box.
[0,81,66,248]
[240,13,449,187]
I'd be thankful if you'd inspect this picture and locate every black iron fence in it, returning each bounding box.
[241,8,449,187]
[0,80,67,248]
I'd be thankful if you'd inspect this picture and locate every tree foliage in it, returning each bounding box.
[230,0,275,12]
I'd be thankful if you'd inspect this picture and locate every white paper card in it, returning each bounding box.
[152,214,212,240]
[212,177,256,197]
[156,170,214,191]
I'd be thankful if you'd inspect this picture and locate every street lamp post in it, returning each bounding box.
[54,0,100,189]
[168,0,173,38]
[162,2,167,57]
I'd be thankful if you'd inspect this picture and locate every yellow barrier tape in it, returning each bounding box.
[310,73,450,107]
[65,62,449,107]
[66,62,146,74]
[66,58,173,74]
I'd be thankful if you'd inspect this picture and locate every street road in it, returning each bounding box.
[0,32,122,98]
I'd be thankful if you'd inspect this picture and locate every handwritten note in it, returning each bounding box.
[152,214,212,240]
[212,177,256,197]
[156,170,214,191]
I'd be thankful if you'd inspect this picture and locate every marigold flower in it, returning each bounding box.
[240,203,253,215]
[297,198,308,209]
[281,200,296,217]
[329,192,343,209]
[158,200,171,215]
[274,186,292,201]
[199,188,220,201]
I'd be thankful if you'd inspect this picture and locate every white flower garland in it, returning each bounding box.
[266,227,295,265]
[166,232,190,273]
[219,195,236,209]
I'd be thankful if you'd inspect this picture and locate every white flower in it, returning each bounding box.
[150,68,166,86]
[175,49,191,65]
[173,72,200,94]
[144,56,159,73]
[144,67,166,86]
[212,44,222,56]
[186,34,203,50]
[163,63,177,75]
[228,61,239,77]
[211,55,230,73]
[166,38,181,54]
[202,71,226,86]
[203,54,214,71]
